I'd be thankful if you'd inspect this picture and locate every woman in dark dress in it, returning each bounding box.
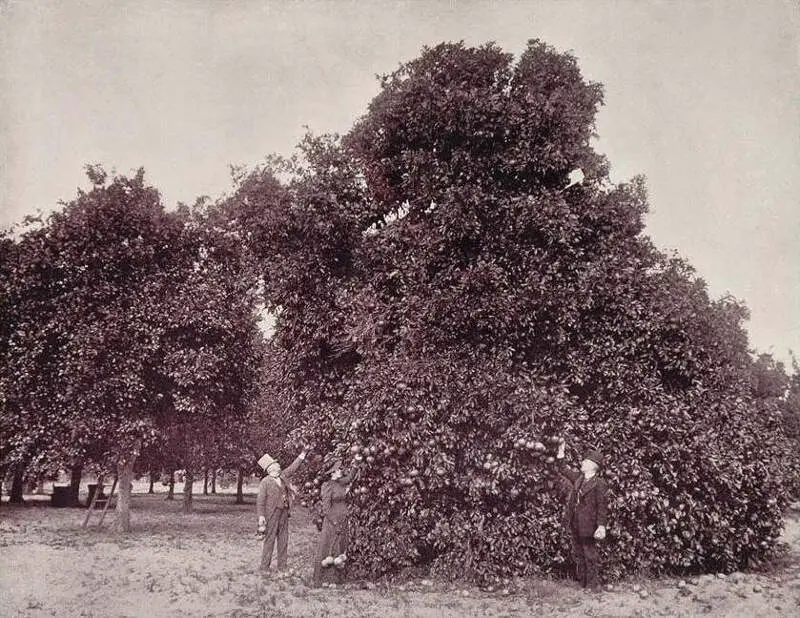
[312,457,351,587]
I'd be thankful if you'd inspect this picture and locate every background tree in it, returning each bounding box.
[0,214,94,500]
[785,357,800,447]
[233,40,795,582]
[749,353,800,498]
[0,169,263,527]
[785,360,800,498]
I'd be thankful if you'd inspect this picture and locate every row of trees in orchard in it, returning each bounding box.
[1,38,798,582]
[224,40,800,582]
[0,167,271,525]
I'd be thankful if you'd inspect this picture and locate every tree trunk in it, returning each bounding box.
[148,471,156,494]
[235,467,245,504]
[203,468,209,496]
[182,470,194,514]
[10,469,24,504]
[211,468,217,494]
[69,463,83,506]
[34,475,46,494]
[166,470,175,500]
[115,450,138,532]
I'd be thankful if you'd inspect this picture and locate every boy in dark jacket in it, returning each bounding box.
[555,438,609,592]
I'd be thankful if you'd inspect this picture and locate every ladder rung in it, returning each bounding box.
[81,475,118,528]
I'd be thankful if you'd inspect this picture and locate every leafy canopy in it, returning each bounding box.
[230,40,795,582]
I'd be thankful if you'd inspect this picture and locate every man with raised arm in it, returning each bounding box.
[256,446,311,574]
[555,438,609,592]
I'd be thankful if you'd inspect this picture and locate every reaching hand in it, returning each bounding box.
[594,525,606,541]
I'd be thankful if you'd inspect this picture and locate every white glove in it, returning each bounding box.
[594,525,606,541]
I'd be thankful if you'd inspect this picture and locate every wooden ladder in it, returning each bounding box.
[81,475,118,529]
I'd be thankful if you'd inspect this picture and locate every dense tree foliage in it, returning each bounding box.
[0,169,263,525]
[749,353,800,498]
[1,37,795,582]
[231,40,795,582]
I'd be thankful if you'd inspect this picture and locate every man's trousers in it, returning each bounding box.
[261,508,289,570]
[570,526,600,589]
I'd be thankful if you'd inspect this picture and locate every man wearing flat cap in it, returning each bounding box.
[555,438,609,592]
[256,446,310,573]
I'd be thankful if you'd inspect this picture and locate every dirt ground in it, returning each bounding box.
[1,486,799,618]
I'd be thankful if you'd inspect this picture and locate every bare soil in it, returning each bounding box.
[2,485,799,617]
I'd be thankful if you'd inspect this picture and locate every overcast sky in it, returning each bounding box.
[1,0,798,364]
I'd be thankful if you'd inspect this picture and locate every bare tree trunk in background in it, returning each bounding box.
[166,470,175,500]
[211,468,217,494]
[148,471,156,494]
[115,449,139,532]
[69,463,83,506]
[182,470,194,514]
[203,468,209,496]
[10,469,24,504]
[235,467,245,504]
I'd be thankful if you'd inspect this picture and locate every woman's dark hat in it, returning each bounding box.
[324,456,343,475]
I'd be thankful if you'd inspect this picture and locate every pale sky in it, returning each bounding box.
[1,0,798,364]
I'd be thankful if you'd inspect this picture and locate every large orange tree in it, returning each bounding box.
[228,40,792,582]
